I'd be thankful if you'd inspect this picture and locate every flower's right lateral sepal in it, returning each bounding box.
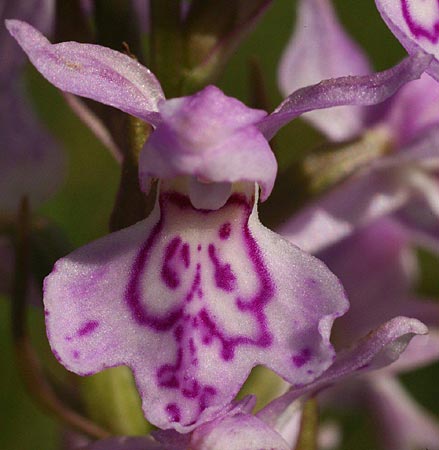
[259,52,432,140]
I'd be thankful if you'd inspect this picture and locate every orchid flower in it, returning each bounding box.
[278,0,439,254]
[6,19,432,432]
[314,218,439,450]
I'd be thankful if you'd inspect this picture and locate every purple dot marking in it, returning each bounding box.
[292,348,312,368]
[166,403,181,423]
[73,350,80,359]
[77,320,99,337]
[219,222,231,240]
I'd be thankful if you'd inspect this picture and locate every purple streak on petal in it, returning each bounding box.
[6,20,164,125]
[260,52,432,140]
[77,320,99,337]
[208,244,236,292]
[278,0,371,141]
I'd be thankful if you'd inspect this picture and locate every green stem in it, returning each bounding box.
[294,398,319,450]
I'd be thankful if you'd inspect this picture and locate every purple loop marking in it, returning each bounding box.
[402,0,439,43]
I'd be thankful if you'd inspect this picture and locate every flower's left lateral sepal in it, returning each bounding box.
[44,187,348,432]
[5,19,165,126]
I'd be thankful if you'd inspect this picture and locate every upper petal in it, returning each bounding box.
[139,86,277,202]
[278,0,371,140]
[5,20,164,125]
[259,52,432,140]
[44,188,347,432]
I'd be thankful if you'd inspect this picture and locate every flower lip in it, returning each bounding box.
[139,85,277,204]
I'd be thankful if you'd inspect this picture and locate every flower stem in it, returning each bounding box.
[294,398,319,450]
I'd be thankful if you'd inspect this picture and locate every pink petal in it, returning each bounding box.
[44,189,347,432]
[6,20,164,125]
[278,0,371,140]
[259,52,432,140]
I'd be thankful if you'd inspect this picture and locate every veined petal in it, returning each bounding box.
[1,0,54,82]
[365,375,439,450]
[278,0,371,141]
[6,20,164,125]
[44,188,348,432]
[257,316,427,427]
[259,52,432,140]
